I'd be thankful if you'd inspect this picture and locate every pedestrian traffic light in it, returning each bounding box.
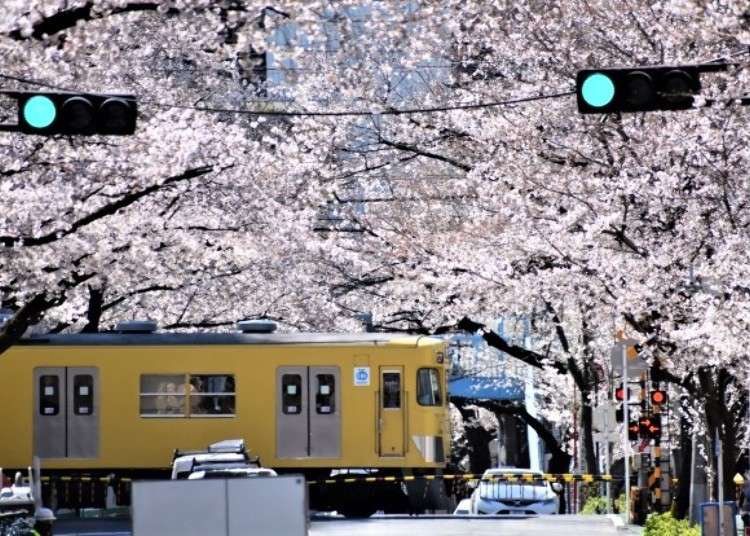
[638,416,662,440]
[576,63,726,114]
[628,421,639,441]
[650,390,668,406]
[13,91,136,135]
[639,416,652,438]
[641,415,661,439]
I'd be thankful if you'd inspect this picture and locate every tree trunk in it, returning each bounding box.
[80,286,104,333]
[580,392,598,475]
[455,402,494,474]
[674,412,693,520]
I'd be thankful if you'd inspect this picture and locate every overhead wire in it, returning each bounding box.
[0,72,575,118]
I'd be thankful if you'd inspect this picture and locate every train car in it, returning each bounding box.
[0,320,450,516]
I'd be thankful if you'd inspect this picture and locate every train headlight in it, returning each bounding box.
[436,352,444,364]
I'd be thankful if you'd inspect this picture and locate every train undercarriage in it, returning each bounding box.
[7,467,453,519]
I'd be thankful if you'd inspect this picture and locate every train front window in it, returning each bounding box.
[315,374,335,414]
[39,375,60,416]
[282,374,302,414]
[417,368,442,406]
[188,375,236,416]
[73,375,94,415]
[139,374,187,417]
[382,372,401,409]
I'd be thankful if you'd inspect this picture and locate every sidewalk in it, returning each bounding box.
[606,515,643,534]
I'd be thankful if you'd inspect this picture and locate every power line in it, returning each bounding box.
[0,72,574,117]
[139,91,575,117]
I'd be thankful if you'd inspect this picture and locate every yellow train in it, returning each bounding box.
[0,321,450,515]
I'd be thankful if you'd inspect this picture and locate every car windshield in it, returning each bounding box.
[479,480,550,501]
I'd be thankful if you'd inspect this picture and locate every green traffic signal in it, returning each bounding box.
[23,95,57,129]
[15,92,137,135]
[580,73,615,108]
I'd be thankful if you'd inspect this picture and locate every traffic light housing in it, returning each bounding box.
[650,390,668,406]
[615,404,624,423]
[576,63,726,114]
[628,421,639,441]
[638,415,662,440]
[13,92,137,135]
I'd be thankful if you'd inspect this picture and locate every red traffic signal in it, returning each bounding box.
[615,387,629,401]
[650,390,668,405]
[638,415,662,439]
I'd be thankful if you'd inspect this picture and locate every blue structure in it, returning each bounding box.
[448,375,524,401]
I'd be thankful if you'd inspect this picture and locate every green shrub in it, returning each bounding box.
[581,495,609,514]
[580,493,625,515]
[643,512,699,536]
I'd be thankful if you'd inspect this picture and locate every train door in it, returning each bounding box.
[378,366,405,457]
[277,366,341,458]
[309,367,341,458]
[34,367,99,459]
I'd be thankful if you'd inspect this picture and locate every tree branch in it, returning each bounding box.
[0,165,216,248]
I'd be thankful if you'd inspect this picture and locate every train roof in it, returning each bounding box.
[17,332,445,348]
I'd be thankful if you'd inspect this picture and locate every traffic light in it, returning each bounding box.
[13,92,137,135]
[639,416,653,438]
[615,387,629,401]
[628,421,639,441]
[576,63,726,114]
[650,390,668,406]
[615,404,624,423]
[647,415,662,439]
[638,415,663,440]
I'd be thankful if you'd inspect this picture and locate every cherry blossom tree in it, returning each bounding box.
[4,0,750,514]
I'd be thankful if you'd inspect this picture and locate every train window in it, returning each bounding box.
[315,374,335,414]
[382,372,401,409]
[188,375,236,416]
[417,368,442,406]
[73,375,94,415]
[140,374,187,416]
[39,375,60,416]
[282,374,302,414]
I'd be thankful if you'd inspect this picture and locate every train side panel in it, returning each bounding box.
[0,340,448,473]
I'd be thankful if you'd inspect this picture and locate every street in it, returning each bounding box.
[54,515,628,536]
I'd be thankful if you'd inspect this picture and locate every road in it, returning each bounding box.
[54,515,630,536]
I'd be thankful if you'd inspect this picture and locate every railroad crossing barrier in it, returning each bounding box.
[37,472,618,513]
[306,472,617,486]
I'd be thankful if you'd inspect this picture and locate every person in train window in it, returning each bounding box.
[189,377,207,414]
[165,382,181,414]
[207,375,227,412]
[220,376,235,414]
[155,382,168,414]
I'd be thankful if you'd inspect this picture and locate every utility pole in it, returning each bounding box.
[622,343,630,525]
[717,428,725,536]
[689,427,697,524]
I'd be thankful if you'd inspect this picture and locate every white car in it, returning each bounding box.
[471,468,560,516]
[187,467,277,480]
[453,498,473,515]
[171,439,260,479]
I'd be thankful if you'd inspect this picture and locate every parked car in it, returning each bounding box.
[187,467,277,480]
[171,439,260,479]
[471,468,561,515]
[453,498,473,515]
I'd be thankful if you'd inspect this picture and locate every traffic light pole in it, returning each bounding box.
[622,344,630,525]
